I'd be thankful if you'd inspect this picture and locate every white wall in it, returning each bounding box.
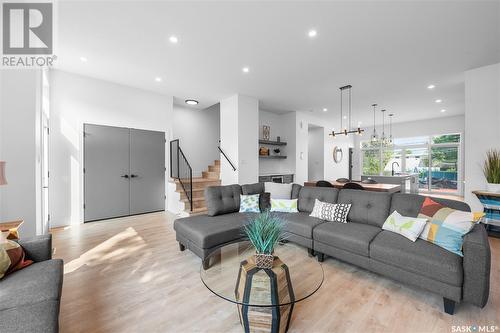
[308,126,324,181]
[371,115,464,139]
[259,110,295,175]
[173,103,220,177]
[220,94,259,185]
[49,70,173,228]
[325,134,353,181]
[0,70,42,238]
[465,63,500,210]
[220,95,239,185]
[295,111,331,185]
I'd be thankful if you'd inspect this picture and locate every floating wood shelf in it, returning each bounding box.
[259,140,287,146]
[259,155,287,159]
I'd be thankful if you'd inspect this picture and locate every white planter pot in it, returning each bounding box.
[486,183,500,193]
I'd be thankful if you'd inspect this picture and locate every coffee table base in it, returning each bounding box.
[235,256,295,333]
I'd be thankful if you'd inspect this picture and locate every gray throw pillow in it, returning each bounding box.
[259,192,271,211]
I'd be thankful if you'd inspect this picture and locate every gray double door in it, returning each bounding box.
[84,124,165,222]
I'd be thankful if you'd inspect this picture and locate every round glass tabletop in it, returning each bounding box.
[200,241,324,307]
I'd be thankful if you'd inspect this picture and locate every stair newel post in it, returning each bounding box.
[177,144,180,180]
[189,167,193,212]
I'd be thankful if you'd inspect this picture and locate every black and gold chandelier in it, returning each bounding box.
[329,85,364,137]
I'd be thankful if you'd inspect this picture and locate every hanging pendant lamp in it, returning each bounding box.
[370,104,379,143]
[380,109,387,146]
[329,85,364,138]
[388,113,394,145]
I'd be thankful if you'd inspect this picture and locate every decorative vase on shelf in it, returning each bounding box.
[483,149,500,193]
[263,125,270,140]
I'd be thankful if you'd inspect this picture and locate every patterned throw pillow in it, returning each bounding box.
[382,210,428,242]
[309,199,351,223]
[1,240,33,279]
[270,199,298,213]
[418,197,484,256]
[239,194,261,213]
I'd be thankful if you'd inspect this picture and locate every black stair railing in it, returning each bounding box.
[170,139,193,212]
[218,140,237,171]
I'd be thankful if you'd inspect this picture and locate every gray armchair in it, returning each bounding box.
[0,234,63,333]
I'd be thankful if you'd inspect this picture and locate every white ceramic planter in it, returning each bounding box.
[486,183,500,193]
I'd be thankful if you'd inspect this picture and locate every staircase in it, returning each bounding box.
[174,160,221,216]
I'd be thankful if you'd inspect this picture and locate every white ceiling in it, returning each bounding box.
[54,1,500,126]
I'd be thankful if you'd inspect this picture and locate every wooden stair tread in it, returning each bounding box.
[174,160,221,216]
[175,177,220,183]
[181,197,206,203]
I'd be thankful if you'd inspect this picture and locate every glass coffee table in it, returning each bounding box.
[200,241,324,333]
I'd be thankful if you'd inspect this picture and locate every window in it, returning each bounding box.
[360,133,462,195]
[381,148,402,176]
[362,149,380,175]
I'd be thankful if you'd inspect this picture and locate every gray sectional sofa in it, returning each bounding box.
[0,234,63,333]
[173,183,491,315]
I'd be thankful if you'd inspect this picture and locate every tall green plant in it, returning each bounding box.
[483,149,500,184]
[243,211,285,254]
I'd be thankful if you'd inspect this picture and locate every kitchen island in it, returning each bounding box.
[361,174,419,194]
[304,180,401,193]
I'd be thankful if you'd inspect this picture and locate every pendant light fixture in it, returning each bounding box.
[380,109,387,146]
[329,85,364,138]
[388,113,394,145]
[370,104,378,143]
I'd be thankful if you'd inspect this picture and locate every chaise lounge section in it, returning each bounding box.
[173,183,491,314]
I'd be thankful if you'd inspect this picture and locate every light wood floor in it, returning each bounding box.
[52,212,500,333]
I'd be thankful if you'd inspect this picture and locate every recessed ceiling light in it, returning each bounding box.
[185,99,199,105]
[427,84,435,89]
[80,56,88,62]
[343,115,347,119]
[441,109,447,113]
[308,29,317,38]
[435,99,442,103]
[169,35,178,44]
[323,108,328,112]
[242,67,250,73]
[154,77,162,82]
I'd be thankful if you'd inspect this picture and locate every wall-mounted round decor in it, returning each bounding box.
[333,146,343,164]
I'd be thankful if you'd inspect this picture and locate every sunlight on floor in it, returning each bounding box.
[64,227,147,274]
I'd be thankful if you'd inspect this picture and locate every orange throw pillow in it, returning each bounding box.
[0,240,33,279]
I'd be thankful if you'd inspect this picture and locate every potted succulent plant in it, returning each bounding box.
[483,149,500,192]
[243,211,285,269]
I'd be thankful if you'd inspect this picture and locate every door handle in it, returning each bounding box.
[121,174,129,178]
[130,174,138,178]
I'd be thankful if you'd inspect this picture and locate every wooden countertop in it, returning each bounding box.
[472,190,500,198]
[304,181,401,193]
[0,220,23,232]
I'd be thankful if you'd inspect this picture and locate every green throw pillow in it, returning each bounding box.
[270,198,298,213]
[382,210,428,242]
[239,194,261,213]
